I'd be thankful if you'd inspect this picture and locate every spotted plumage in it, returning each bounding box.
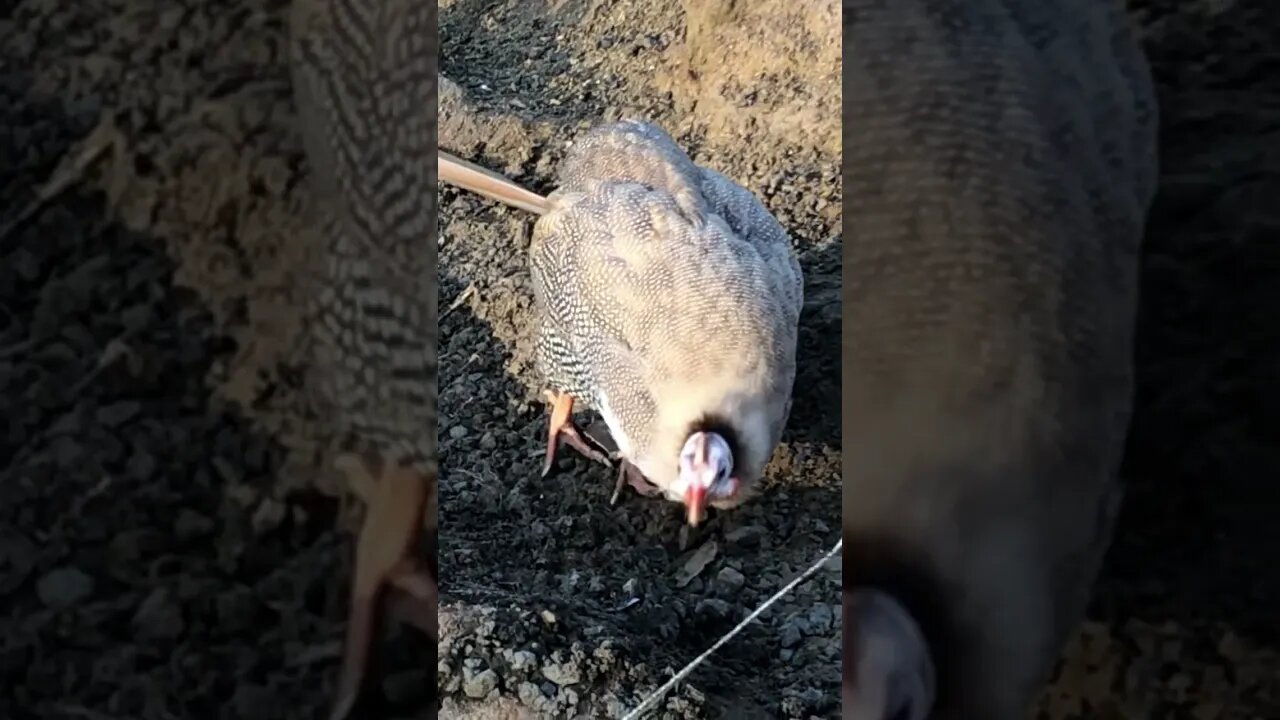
[289,0,436,716]
[528,120,803,514]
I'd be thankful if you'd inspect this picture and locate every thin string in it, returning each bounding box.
[621,538,844,719]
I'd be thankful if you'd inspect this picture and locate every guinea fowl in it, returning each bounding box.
[440,121,803,526]
[289,0,437,717]
[842,1,1158,718]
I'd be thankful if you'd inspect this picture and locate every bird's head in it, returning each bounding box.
[675,430,740,526]
[845,589,936,720]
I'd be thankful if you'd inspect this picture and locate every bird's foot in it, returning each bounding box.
[610,460,663,505]
[541,389,612,476]
[330,453,434,720]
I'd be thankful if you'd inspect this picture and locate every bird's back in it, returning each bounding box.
[529,121,802,479]
[842,0,1157,716]
[289,0,438,476]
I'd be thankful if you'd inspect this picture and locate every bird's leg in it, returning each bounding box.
[610,459,663,505]
[386,567,435,633]
[541,389,612,476]
[330,454,435,720]
[384,556,436,634]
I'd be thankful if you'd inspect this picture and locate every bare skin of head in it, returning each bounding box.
[845,589,936,720]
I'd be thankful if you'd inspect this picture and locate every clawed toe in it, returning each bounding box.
[610,460,662,505]
[541,390,613,476]
[558,426,612,468]
[387,562,436,637]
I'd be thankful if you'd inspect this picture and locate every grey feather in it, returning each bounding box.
[530,120,802,496]
[290,0,438,474]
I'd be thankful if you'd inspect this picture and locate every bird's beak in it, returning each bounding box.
[685,485,707,527]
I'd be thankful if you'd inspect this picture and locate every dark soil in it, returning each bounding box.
[0,0,1275,719]
[0,1,423,718]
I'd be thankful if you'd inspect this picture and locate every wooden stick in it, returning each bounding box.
[438,150,552,215]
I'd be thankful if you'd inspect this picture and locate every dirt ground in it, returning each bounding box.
[436,0,841,717]
[436,0,841,716]
[0,0,1276,719]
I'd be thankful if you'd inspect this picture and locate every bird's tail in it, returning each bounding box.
[845,589,937,720]
[438,150,551,215]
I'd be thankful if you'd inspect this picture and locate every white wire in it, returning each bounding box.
[620,538,844,720]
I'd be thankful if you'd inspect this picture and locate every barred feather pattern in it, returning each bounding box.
[530,121,802,489]
[289,0,438,475]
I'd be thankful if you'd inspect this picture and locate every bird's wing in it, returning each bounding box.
[557,120,710,221]
[530,180,795,459]
[697,165,805,326]
[530,121,802,466]
[557,121,803,327]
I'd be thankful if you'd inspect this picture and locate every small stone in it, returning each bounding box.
[174,509,213,540]
[540,609,556,625]
[51,436,85,469]
[441,666,462,693]
[675,540,718,587]
[211,456,243,485]
[542,661,581,686]
[622,578,639,596]
[36,567,94,608]
[695,598,732,619]
[780,620,804,648]
[126,450,157,481]
[225,482,258,508]
[807,603,833,633]
[463,667,498,698]
[96,401,141,427]
[133,587,185,640]
[510,651,537,671]
[105,531,143,577]
[449,425,468,440]
[715,567,746,594]
[517,681,543,705]
[251,498,286,535]
[120,304,152,334]
[561,687,581,708]
[479,431,497,449]
[216,587,257,632]
[724,525,765,548]
[559,570,580,593]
